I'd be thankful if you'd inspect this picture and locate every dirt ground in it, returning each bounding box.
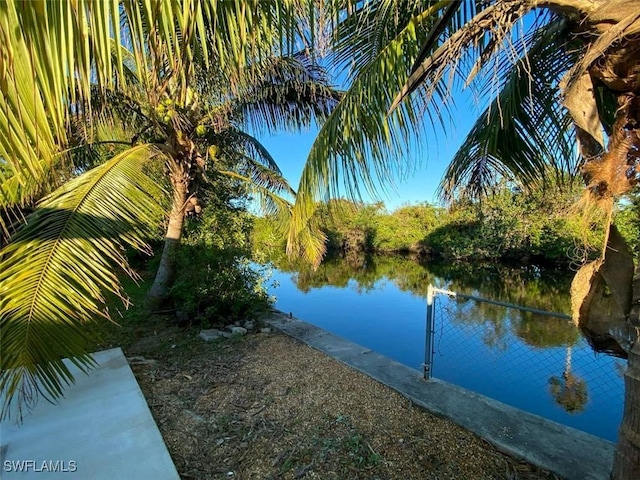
[108,313,560,480]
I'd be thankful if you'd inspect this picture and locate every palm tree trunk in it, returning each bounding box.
[611,248,640,479]
[147,177,188,304]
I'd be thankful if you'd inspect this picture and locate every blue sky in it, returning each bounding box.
[253,10,550,212]
[257,88,479,211]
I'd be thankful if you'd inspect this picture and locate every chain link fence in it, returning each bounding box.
[423,285,629,440]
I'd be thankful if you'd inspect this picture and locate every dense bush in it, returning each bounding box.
[169,194,273,326]
[314,199,380,253]
[252,183,609,266]
[170,244,272,325]
[423,185,603,265]
[372,204,437,252]
[614,190,640,259]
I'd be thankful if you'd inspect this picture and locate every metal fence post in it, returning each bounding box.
[424,284,435,379]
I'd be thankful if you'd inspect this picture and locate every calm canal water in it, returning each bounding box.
[264,254,629,442]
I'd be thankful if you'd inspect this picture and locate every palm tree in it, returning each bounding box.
[395,4,639,477]
[283,1,639,477]
[0,0,335,419]
[74,53,340,305]
[549,345,589,414]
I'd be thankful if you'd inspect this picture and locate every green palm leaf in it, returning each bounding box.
[216,129,286,176]
[0,144,165,420]
[218,169,293,237]
[439,18,580,201]
[392,0,533,110]
[0,0,302,226]
[217,132,295,197]
[227,52,341,135]
[288,2,452,265]
[0,0,61,216]
[332,0,475,84]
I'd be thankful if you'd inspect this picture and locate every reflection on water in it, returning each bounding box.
[265,253,627,442]
[548,346,588,414]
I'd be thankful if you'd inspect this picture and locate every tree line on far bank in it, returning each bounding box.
[253,183,639,267]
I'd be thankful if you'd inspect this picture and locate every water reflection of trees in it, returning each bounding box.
[427,261,572,314]
[272,253,436,295]
[549,346,589,414]
[441,298,513,350]
[270,254,579,348]
[514,312,579,348]
[270,253,634,355]
[267,254,629,414]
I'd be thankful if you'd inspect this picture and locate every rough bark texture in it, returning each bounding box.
[538,0,640,29]
[147,149,196,304]
[538,2,640,477]
[147,167,189,304]
[597,226,634,316]
[612,334,640,479]
[147,123,204,304]
[600,9,640,476]
[612,252,640,479]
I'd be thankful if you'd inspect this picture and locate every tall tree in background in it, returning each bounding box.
[284,1,639,478]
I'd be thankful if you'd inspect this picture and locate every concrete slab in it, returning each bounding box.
[0,348,179,480]
[267,312,616,480]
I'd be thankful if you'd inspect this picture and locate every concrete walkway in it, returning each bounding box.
[267,311,616,480]
[0,348,179,480]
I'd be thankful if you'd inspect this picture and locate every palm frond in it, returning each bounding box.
[237,156,296,198]
[227,52,342,135]
[392,0,535,111]
[215,129,284,175]
[68,87,155,172]
[287,3,453,265]
[215,131,296,197]
[0,144,165,420]
[406,0,464,90]
[119,1,300,102]
[332,0,476,84]
[0,0,62,216]
[217,169,293,238]
[439,17,581,201]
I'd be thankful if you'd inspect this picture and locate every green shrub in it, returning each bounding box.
[169,204,273,325]
[423,183,603,265]
[251,215,288,261]
[615,192,640,258]
[170,246,272,325]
